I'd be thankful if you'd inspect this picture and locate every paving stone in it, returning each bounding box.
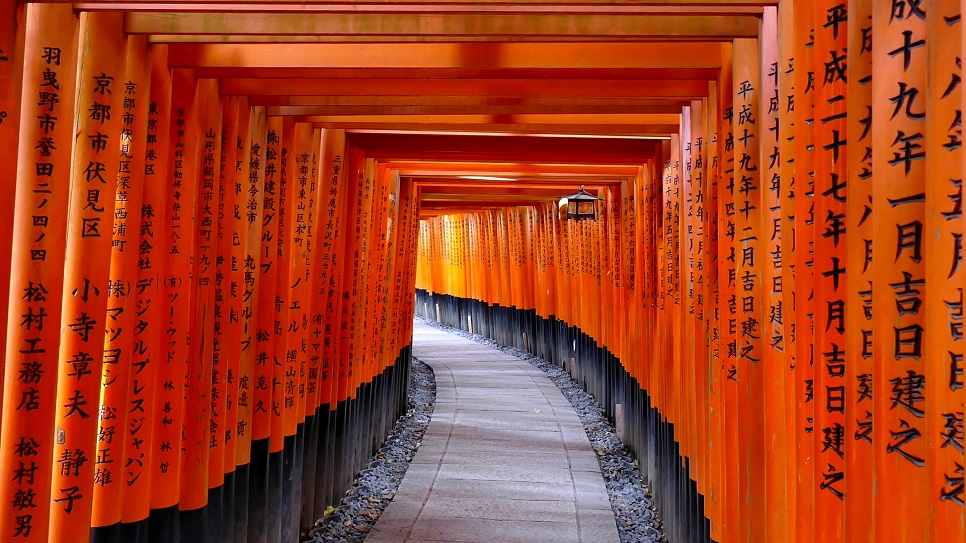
[409,518,580,543]
[436,463,574,485]
[437,449,571,469]
[418,496,576,523]
[444,426,564,445]
[567,451,603,473]
[573,470,614,511]
[424,477,576,502]
[577,508,622,543]
[440,437,567,454]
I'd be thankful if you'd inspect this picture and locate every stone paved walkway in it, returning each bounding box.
[367,323,619,543]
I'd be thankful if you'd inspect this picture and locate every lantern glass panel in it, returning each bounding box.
[578,201,593,215]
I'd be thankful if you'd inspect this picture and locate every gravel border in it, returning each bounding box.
[305,357,436,543]
[415,316,667,543]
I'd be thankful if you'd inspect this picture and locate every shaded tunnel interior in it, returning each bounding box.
[0,1,964,543]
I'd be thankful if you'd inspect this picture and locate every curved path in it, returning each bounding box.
[368,323,620,543]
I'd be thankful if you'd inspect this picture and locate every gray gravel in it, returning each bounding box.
[305,357,436,543]
[305,318,666,543]
[414,316,666,543]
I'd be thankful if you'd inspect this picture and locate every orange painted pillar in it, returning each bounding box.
[357,155,384,376]
[152,67,200,515]
[700,99,713,500]
[635,163,645,395]
[0,4,77,541]
[620,175,637,388]
[252,110,276,448]
[371,163,394,417]
[844,0,875,540]
[317,129,347,420]
[507,210,519,318]
[235,103,264,510]
[361,157,388,392]
[491,212,503,318]
[359,158,387,396]
[704,79,723,542]
[597,200,607,344]
[387,171,404,358]
[500,209,512,316]
[545,202,560,334]
[548,202,561,317]
[90,33,153,534]
[844,0,875,543]
[49,12,123,540]
[464,212,480,314]
[325,147,348,446]
[792,4,817,540]
[757,8,789,541]
[246,103,268,446]
[689,98,709,500]
[305,131,329,427]
[732,36,765,543]
[926,0,965,537]
[404,188,421,340]
[654,155,665,459]
[611,186,624,364]
[271,117,295,471]
[631,122,651,520]
[375,163,395,371]
[121,43,171,527]
[262,116,295,542]
[396,179,419,346]
[678,109,693,479]
[239,104,267,476]
[244,106,270,538]
[337,148,370,403]
[872,2,929,542]
[281,123,314,444]
[211,95,240,497]
[276,114,309,543]
[645,160,658,406]
[249,111,279,541]
[587,200,597,348]
[716,41,739,543]
[812,1,849,538]
[297,128,321,427]
[180,77,222,516]
[667,139,678,427]
[667,133,681,442]
[307,126,320,401]
[658,141,673,480]
[962,19,966,532]
[518,209,528,329]
[571,211,582,339]
[681,164,695,484]
[359,153,378,392]
[776,3,799,541]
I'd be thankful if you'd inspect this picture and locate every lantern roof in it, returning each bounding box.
[563,186,603,202]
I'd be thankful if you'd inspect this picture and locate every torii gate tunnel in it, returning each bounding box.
[0,0,963,542]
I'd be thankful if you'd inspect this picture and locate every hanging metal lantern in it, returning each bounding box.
[562,185,602,221]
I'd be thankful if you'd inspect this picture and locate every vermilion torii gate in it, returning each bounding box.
[0,1,964,543]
